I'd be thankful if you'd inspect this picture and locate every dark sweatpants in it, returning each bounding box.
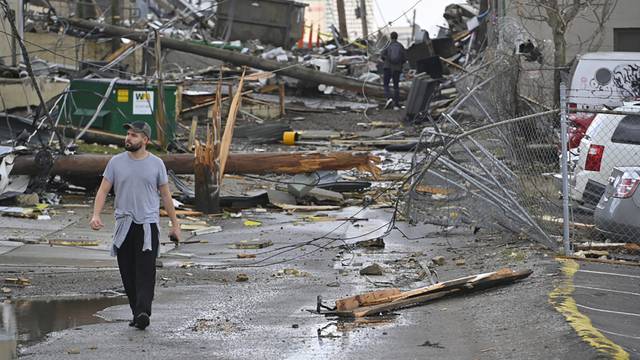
[117,223,159,318]
[383,68,401,107]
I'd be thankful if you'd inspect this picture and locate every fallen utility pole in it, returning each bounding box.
[63,18,402,99]
[12,152,381,177]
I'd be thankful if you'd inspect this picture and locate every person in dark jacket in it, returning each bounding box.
[381,31,407,110]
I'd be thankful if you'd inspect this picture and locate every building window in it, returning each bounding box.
[614,28,640,52]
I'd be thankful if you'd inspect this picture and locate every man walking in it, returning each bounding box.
[381,31,407,110]
[90,121,180,330]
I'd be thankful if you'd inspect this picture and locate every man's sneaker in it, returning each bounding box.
[134,313,150,330]
[384,98,393,109]
[393,106,401,111]
[128,318,135,327]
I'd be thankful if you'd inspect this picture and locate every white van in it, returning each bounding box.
[568,52,640,111]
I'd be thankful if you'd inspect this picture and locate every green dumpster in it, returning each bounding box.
[64,79,177,142]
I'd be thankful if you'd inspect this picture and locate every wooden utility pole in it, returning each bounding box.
[153,29,167,149]
[336,0,348,38]
[410,9,416,44]
[110,0,120,51]
[194,79,222,213]
[13,152,382,177]
[359,0,368,39]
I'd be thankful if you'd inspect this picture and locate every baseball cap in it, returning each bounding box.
[123,121,152,138]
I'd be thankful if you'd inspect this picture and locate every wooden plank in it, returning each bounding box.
[103,41,135,63]
[219,71,246,178]
[161,209,203,217]
[333,268,532,317]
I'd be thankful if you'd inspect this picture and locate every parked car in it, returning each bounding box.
[594,166,640,243]
[566,52,640,149]
[572,103,640,210]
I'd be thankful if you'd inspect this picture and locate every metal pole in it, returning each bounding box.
[560,82,571,255]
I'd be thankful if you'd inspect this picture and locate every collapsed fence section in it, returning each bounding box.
[403,52,565,251]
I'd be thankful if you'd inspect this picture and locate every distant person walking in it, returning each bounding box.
[90,121,181,330]
[381,31,407,110]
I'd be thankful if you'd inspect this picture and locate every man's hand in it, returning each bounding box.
[90,216,104,230]
[169,223,181,244]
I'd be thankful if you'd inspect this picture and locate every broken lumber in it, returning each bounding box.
[331,268,532,317]
[12,152,381,177]
[219,71,245,177]
[63,18,402,99]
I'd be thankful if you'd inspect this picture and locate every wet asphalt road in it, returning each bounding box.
[572,262,640,357]
[8,207,604,359]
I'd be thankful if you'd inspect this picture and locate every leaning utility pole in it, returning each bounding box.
[110,0,120,51]
[336,0,348,38]
[359,0,368,39]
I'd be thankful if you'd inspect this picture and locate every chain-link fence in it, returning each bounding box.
[403,51,564,250]
[402,46,640,253]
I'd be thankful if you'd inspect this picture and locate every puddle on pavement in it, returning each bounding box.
[317,314,398,340]
[0,295,128,356]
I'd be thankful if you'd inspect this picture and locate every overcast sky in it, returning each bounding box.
[372,0,466,35]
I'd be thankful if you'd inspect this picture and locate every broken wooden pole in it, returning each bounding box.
[12,152,381,177]
[194,82,222,213]
[153,29,168,149]
[63,18,402,99]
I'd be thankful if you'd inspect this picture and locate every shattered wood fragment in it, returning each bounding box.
[4,277,31,286]
[331,268,532,317]
[219,70,246,178]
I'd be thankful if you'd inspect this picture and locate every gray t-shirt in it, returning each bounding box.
[103,152,168,224]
